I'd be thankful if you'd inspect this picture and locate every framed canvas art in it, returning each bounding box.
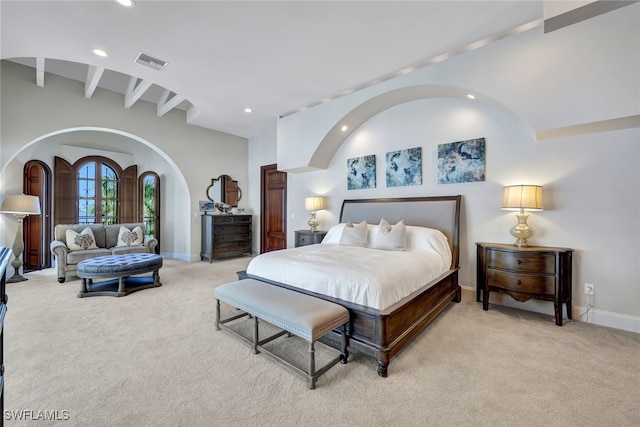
[386,147,422,187]
[347,155,376,190]
[437,137,486,184]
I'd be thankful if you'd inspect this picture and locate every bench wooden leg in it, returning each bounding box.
[253,317,259,354]
[215,299,221,331]
[340,324,349,364]
[118,277,125,295]
[308,341,316,390]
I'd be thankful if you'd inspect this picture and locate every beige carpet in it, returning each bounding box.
[4,258,640,426]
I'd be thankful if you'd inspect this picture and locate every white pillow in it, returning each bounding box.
[321,223,346,244]
[117,225,144,247]
[66,227,99,251]
[338,220,368,247]
[371,218,406,251]
[405,226,452,257]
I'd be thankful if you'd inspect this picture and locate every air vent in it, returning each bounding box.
[135,52,168,70]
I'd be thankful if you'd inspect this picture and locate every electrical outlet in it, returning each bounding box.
[584,283,595,295]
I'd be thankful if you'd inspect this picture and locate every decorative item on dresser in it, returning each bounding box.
[200,214,252,262]
[294,230,327,247]
[304,196,325,232]
[500,185,543,247]
[476,242,573,326]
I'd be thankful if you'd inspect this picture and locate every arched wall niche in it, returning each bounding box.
[0,126,190,259]
[308,84,535,170]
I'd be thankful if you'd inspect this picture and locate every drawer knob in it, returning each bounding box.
[517,280,522,286]
[517,259,523,265]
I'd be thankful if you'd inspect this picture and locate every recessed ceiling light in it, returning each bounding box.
[115,0,135,7]
[466,94,476,100]
[91,48,109,57]
[244,108,252,113]
[341,125,348,132]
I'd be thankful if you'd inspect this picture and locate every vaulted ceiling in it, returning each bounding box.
[1,1,551,139]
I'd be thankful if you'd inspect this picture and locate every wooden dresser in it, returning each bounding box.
[476,242,573,326]
[201,214,252,262]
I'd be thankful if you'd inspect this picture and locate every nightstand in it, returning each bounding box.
[294,230,327,247]
[476,242,573,326]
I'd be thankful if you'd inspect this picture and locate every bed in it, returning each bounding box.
[238,195,461,377]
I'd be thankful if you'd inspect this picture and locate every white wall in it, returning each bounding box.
[247,119,278,253]
[0,61,249,261]
[247,6,640,331]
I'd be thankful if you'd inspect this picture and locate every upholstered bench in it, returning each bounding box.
[214,279,349,389]
[77,253,162,298]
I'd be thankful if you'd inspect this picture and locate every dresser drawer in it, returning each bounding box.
[211,215,236,224]
[213,224,251,235]
[213,232,251,243]
[487,249,555,274]
[487,269,556,295]
[211,215,252,224]
[294,230,327,247]
[297,234,315,246]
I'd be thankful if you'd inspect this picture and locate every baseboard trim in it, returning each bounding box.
[159,252,191,262]
[463,286,640,334]
[573,305,640,334]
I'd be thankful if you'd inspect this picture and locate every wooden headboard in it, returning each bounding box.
[339,196,461,269]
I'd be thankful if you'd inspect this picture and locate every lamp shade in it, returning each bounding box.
[0,194,41,215]
[304,196,325,211]
[501,185,543,211]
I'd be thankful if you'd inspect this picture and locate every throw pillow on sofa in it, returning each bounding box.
[117,225,144,247]
[66,228,99,251]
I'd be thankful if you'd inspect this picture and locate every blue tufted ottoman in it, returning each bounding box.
[77,253,162,298]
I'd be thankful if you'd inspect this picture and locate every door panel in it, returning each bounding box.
[260,164,287,253]
[54,156,77,225]
[24,161,52,271]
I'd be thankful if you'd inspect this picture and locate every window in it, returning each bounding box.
[76,158,121,225]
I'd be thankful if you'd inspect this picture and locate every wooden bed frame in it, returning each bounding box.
[239,195,462,377]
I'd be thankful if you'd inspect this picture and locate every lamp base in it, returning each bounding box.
[7,271,28,283]
[7,256,28,282]
[510,210,534,247]
[308,212,319,232]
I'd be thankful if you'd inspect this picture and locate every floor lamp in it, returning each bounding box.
[0,194,41,283]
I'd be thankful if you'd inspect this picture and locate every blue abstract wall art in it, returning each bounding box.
[437,137,486,184]
[385,147,422,187]
[347,155,376,190]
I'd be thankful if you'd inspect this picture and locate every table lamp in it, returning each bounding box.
[1,194,41,282]
[304,196,325,232]
[501,185,543,247]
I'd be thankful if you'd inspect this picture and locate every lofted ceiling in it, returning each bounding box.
[1,1,546,139]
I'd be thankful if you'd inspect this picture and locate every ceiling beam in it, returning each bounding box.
[85,65,105,98]
[124,77,153,109]
[544,0,638,33]
[536,115,640,140]
[157,89,186,117]
[35,57,45,87]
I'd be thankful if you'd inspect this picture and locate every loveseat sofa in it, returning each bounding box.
[50,222,158,283]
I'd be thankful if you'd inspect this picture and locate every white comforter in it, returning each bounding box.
[245,244,450,311]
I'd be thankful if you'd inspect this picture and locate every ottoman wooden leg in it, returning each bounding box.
[118,277,125,295]
[78,278,88,298]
